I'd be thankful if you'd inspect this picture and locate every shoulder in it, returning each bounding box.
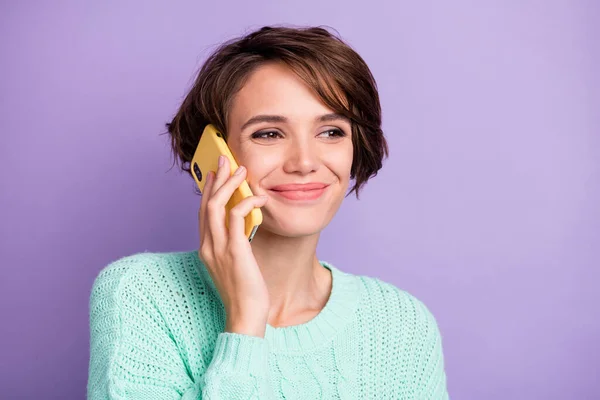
[349,273,449,396]
[89,250,221,330]
[89,250,201,309]
[91,251,161,286]
[356,274,447,384]
[354,273,443,342]
[91,251,169,293]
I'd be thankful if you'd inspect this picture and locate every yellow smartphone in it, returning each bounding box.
[191,124,263,242]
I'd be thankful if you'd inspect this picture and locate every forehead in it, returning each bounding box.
[229,62,337,125]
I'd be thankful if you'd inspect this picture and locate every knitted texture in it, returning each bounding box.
[87,251,449,399]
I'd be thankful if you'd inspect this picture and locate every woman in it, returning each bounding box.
[88,26,449,399]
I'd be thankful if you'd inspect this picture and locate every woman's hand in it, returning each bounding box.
[198,155,270,338]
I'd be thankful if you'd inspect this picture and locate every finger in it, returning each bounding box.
[228,195,268,242]
[210,155,231,197]
[207,157,242,250]
[211,164,247,207]
[206,170,229,251]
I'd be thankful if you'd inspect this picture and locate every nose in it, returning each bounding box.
[282,136,320,175]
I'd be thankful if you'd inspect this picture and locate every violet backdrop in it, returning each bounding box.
[1,1,598,399]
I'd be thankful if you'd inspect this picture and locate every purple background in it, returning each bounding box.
[1,1,598,399]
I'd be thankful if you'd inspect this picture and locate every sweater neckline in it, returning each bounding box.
[193,252,361,353]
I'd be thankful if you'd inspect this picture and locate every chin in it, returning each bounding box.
[259,209,330,238]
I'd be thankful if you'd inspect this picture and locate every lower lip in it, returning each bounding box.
[269,187,328,201]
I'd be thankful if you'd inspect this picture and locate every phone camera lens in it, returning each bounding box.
[216,132,222,138]
[193,162,202,182]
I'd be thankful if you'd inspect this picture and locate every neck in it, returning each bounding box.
[250,228,330,325]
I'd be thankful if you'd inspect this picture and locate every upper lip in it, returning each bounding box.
[269,182,329,191]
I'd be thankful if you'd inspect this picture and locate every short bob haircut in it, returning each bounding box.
[165,25,388,198]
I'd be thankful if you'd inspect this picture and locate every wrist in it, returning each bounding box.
[225,321,267,338]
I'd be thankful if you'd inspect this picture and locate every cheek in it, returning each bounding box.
[239,152,279,192]
[328,145,354,180]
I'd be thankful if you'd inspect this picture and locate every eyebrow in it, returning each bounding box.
[240,113,351,131]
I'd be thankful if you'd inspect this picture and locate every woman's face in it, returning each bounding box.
[226,62,353,238]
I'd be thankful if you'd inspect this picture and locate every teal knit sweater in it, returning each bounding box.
[87,251,449,399]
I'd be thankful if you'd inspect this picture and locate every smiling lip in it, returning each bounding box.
[268,183,329,201]
[270,183,328,191]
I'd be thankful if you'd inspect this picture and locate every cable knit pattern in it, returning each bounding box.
[87,251,449,399]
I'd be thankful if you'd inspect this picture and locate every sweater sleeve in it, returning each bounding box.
[410,296,450,400]
[87,257,275,400]
[194,332,275,399]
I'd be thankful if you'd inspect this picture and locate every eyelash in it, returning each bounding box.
[251,128,347,140]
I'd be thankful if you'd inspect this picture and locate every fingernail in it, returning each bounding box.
[218,155,224,167]
[234,166,245,175]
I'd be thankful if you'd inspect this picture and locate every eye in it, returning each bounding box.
[251,130,282,140]
[319,128,347,138]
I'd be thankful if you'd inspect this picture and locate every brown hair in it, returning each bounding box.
[164,25,388,199]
